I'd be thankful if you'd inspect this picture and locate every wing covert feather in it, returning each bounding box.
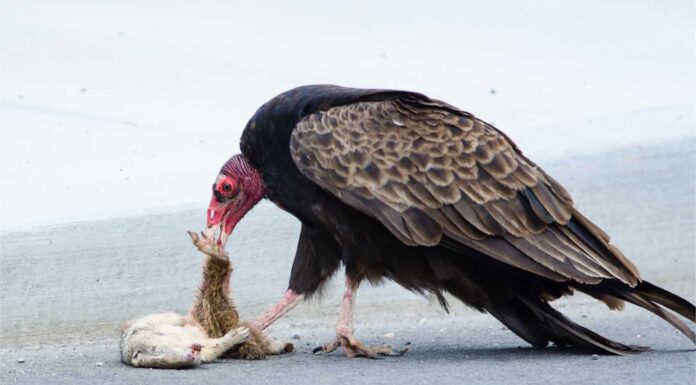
[290,97,639,285]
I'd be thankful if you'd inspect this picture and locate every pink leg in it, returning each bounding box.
[251,289,303,330]
[336,276,357,335]
[315,275,408,358]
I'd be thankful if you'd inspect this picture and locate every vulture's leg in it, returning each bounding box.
[251,290,304,330]
[314,276,408,358]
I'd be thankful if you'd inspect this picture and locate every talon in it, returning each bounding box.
[315,333,405,358]
[313,339,340,355]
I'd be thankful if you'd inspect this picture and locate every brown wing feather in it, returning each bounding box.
[290,96,640,286]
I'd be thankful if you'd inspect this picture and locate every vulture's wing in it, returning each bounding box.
[290,96,640,286]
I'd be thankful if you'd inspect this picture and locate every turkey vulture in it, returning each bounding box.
[202,85,695,357]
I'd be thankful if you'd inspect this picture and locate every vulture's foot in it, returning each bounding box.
[187,231,229,262]
[313,333,408,359]
[312,276,409,358]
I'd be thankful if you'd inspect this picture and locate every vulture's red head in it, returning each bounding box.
[204,155,264,246]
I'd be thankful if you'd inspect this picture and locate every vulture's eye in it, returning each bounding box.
[217,177,238,198]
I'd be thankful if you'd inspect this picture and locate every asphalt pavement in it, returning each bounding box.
[1,138,694,384]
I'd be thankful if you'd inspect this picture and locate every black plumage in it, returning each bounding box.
[235,84,694,354]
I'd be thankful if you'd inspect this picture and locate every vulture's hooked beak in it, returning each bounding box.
[204,195,233,247]
[201,158,264,249]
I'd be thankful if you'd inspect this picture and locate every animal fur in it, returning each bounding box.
[187,240,294,360]
[120,235,293,368]
[120,312,249,369]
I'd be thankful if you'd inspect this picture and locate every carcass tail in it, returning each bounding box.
[486,296,648,355]
[585,280,696,344]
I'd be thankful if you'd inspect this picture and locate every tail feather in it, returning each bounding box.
[484,295,647,355]
[595,282,696,344]
[516,296,648,355]
[633,281,696,321]
[486,300,555,348]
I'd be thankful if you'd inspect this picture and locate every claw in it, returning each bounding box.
[313,339,340,355]
[188,229,229,261]
[313,335,408,358]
